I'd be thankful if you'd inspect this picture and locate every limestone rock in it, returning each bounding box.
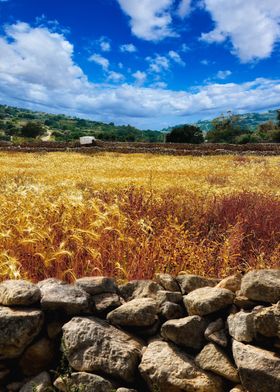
[227,310,256,342]
[195,343,239,383]
[118,280,162,301]
[160,301,185,320]
[216,274,242,293]
[176,274,219,294]
[240,269,280,303]
[76,276,117,295]
[205,319,228,347]
[156,290,182,305]
[232,340,280,392]
[184,287,234,316]
[161,315,208,350]
[139,340,223,391]
[107,298,158,327]
[19,372,51,392]
[62,316,143,383]
[154,273,180,292]
[0,306,43,359]
[20,338,55,376]
[93,292,122,314]
[40,280,91,315]
[0,280,41,306]
[254,302,280,338]
[54,372,113,392]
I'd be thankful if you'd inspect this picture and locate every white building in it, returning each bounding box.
[79,136,96,145]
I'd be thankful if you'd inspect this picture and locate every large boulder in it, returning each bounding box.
[76,276,117,295]
[195,343,239,383]
[160,301,185,320]
[0,306,43,359]
[161,315,208,350]
[154,273,180,292]
[240,270,280,303]
[232,340,280,392]
[19,372,51,392]
[254,302,280,338]
[93,292,122,314]
[118,280,162,301]
[176,274,218,294]
[107,298,158,327]
[20,337,55,376]
[227,310,256,343]
[0,280,41,306]
[54,372,113,392]
[184,287,234,316]
[62,317,143,383]
[139,340,223,391]
[39,280,91,315]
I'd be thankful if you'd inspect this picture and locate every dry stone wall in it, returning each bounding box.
[0,270,279,392]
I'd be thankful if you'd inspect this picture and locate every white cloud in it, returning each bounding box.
[107,71,125,82]
[100,39,111,52]
[168,50,186,66]
[89,53,109,70]
[216,70,232,80]
[116,0,176,41]
[1,22,280,129]
[120,43,137,53]
[147,54,170,73]
[177,0,192,19]
[201,0,280,62]
[132,70,147,84]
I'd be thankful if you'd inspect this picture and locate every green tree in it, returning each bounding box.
[207,112,248,143]
[166,124,204,144]
[21,121,45,138]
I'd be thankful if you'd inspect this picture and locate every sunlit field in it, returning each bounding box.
[0,151,279,282]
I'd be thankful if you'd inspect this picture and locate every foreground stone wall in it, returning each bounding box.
[0,269,279,392]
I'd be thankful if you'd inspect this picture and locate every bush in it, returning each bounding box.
[21,121,45,138]
[207,112,247,143]
[166,124,204,144]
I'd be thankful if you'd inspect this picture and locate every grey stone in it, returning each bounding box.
[93,292,122,313]
[118,280,162,301]
[107,298,158,327]
[161,315,208,350]
[76,276,117,295]
[205,319,228,347]
[184,287,234,316]
[240,269,280,303]
[232,340,280,392]
[139,340,223,391]
[156,290,182,305]
[160,301,185,320]
[254,302,280,338]
[0,306,43,359]
[0,280,41,306]
[216,274,242,293]
[62,316,143,383]
[19,372,51,392]
[154,273,180,292]
[54,372,113,392]
[227,310,256,342]
[177,274,219,294]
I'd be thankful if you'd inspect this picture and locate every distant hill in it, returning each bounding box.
[0,104,164,143]
[195,110,278,132]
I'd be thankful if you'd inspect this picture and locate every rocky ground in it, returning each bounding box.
[0,270,279,391]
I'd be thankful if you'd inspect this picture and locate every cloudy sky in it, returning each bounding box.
[0,0,280,129]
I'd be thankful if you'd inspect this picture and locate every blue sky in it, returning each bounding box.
[0,0,280,129]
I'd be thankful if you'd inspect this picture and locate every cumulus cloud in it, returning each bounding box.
[99,38,111,52]
[216,70,232,80]
[132,70,147,84]
[147,54,170,73]
[107,71,125,82]
[201,0,280,62]
[168,50,186,66]
[177,0,192,19]
[1,22,280,129]
[116,0,176,41]
[120,43,137,53]
[88,53,109,70]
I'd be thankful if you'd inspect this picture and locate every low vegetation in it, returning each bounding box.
[0,152,279,282]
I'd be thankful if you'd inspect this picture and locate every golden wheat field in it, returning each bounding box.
[0,151,279,282]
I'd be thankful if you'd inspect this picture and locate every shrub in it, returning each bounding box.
[166,125,204,144]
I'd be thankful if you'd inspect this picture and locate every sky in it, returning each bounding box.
[0,1,280,129]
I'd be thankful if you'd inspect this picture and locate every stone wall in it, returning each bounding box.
[0,269,279,392]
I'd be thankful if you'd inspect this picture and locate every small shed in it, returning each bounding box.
[79,136,96,145]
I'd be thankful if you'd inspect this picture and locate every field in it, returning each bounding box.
[0,151,279,283]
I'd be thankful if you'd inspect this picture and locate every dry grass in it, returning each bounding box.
[0,151,279,282]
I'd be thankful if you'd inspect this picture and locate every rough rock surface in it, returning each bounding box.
[54,372,113,392]
[240,269,280,303]
[19,372,51,392]
[0,280,41,306]
[195,343,239,383]
[254,302,280,338]
[0,306,43,359]
[232,340,280,392]
[156,290,182,305]
[227,310,256,342]
[76,276,117,294]
[176,274,219,294]
[62,316,143,383]
[184,287,234,316]
[93,292,122,314]
[154,273,180,292]
[160,301,185,320]
[161,315,208,350]
[20,338,55,376]
[139,340,223,392]
[205,319,228,347]
[40,280,91,315]
[107,298,158,327]
[118,280,162,301]
[216,274,242,293]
